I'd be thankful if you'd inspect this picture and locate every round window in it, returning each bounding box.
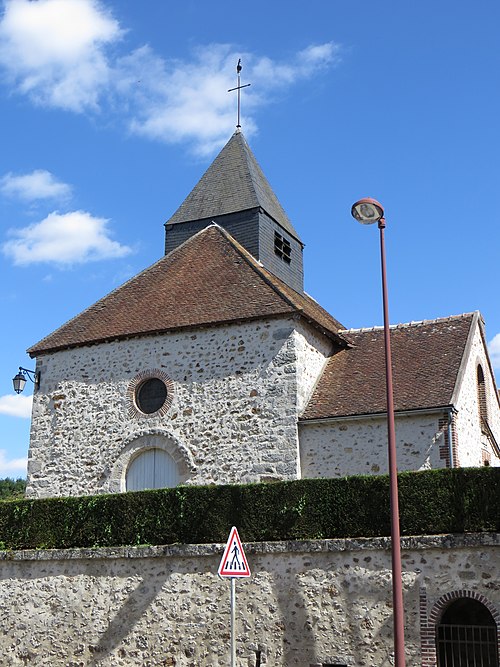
[127,370,174,419]
[135,378,168,414]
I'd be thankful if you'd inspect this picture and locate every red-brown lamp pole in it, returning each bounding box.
[351,197,406,667]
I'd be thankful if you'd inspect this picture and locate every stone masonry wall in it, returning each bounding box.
[0,533,497,666]
[28,316,320,497]
[292,322,332,416]
[454,323,500,467]
[299,412,448,478]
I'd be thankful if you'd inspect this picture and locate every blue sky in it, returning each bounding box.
[0,0,499,478]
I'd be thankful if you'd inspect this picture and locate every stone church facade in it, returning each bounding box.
[28,313,330,496]
[7,130,500,665]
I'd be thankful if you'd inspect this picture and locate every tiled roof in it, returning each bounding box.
[301,313,476,420]
[28,225,344,357]
[166,131,302,242]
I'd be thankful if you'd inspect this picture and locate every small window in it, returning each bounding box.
[136,377,168,414]
[477,365,488,423]
[274,231,291,264]
[126,448,179,491]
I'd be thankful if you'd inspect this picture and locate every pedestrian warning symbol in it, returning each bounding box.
[218,526,251,578]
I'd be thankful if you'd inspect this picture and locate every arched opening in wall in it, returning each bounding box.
[475,364,500,460]
[477,365,488,425]
[436,598,499,667]
[126,448,179,491]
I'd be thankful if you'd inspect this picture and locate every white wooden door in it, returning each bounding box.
[126,448,179,491]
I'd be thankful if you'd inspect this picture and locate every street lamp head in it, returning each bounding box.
[351,197,384,225]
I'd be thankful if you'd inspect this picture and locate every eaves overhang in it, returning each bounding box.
[299,404,457,425]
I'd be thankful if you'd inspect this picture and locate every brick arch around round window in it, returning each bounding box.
[127,369,175,419]
[420,587,500,667]
[108,430,195,493]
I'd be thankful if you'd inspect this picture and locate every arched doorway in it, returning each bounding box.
[126,448,179,491]
[437,598,499,666]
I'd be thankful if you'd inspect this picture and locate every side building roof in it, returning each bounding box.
[301,313,477,420]
[28,224,345,357]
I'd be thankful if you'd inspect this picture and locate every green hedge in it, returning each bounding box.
[0,467,498,551]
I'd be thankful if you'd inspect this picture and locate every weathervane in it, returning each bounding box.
[228,59,251,130]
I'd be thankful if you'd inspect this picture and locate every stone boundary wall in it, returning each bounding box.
[3,532,497,563]
[0,533,497,666]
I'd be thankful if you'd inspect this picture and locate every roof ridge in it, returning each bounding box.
[29,223,344,356]
[340,312,477,334]
[238,132,297,238]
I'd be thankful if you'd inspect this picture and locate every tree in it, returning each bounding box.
[0,478,26,501]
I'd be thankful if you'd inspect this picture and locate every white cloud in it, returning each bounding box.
[123,42,340,156]
[0,393,32,418]
[0,0,340,154]
[489,333,500,370]
[0,0,122,111]
[251,43,340,88]
[2,210,132,265]
[121,44,254,156]
[0,449,27,477]
[1,169,72,201]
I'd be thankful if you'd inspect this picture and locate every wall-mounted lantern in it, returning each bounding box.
[12,367,40,394]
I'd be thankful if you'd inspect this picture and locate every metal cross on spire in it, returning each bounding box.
[228,59,251,130]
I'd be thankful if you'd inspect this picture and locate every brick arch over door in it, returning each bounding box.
[108,430,196,493]
[420,588,500,667]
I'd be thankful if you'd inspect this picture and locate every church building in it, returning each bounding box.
[25,129,500,498]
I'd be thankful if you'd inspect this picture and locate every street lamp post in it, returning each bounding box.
[351,198,406,667]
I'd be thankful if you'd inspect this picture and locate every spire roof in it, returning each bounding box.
[166,131,302,243]
[28,225,343,357]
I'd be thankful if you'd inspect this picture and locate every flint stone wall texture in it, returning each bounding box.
[299,413,448,478]
[454,324,500,467]
[27,317,331,498]
[0,533,497,666]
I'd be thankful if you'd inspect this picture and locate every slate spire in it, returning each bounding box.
[164,131,304,293]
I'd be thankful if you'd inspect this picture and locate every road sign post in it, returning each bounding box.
[218,527,251,667]
[230,576,236,667]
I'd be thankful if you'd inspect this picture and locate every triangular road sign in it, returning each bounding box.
[218,526,251,578]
